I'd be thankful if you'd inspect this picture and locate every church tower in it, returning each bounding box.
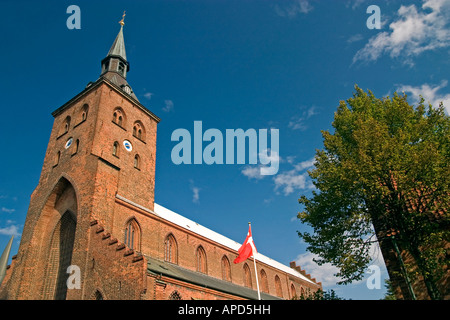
[2,16,160,300]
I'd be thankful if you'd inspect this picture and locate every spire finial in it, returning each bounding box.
[119,11,126,26]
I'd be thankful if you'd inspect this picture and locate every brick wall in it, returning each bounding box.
[1,78,321,300]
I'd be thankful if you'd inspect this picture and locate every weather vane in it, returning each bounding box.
[119,11,126,26]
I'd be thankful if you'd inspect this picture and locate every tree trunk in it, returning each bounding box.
[408,245,442,300]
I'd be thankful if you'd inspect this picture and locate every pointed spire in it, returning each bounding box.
[101,12,130,78]
[107,18,127,61]
[0,236,14,286]
[99,12,139,101]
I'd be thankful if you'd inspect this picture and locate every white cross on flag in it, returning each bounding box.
[233,224,257,264]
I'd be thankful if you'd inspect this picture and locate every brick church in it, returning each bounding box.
[0,19,322,300]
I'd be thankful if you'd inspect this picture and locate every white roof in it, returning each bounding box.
[115,194,315,284]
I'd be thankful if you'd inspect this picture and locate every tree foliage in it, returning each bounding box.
[297,86,449,299]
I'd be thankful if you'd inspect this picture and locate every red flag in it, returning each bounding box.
[233,224,257,264]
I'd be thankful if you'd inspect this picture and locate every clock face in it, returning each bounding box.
[123,140,132,152]
[65,138,73,149]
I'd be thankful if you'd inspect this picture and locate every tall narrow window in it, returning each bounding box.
[275,276,283,297]
[43,211,76,300]
[290,284,297,299]
[243,263,252,288]
[72,139,79,155]
[64,116,71,133]
[132,121,145,141]
[94,290,103,300]
[196,246,207,274]
[124,219,140,251]
[169,291,181,300]
[81,104,89,122]
[134,154,140,169]
[260,269,269,293]
[54,151,61,166]
[118,62,125,76]
[113,142,119,157]
[221,256,231,282]
[164,234,178,264]
[112,108,126,128]
[59,116,71,137]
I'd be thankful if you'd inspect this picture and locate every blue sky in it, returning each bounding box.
[1,0,449,300]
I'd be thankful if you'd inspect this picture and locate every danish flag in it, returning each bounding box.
[233,224,257,264]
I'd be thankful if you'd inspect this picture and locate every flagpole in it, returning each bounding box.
[249,222,261,300]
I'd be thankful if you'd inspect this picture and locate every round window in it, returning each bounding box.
[123,140,132,152]
[65,137,73,149]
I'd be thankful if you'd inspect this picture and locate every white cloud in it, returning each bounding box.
[273,170,311,195]
[1,207,15,214]
[295,251,342,287]
[397,80,450,114]
[143,92,153,100]
[241,154,315,195]
[0,224,21,237]
[241,149,281,180]
[347,33,364,44]
[163,100,174,112]
[353,0,450,64]
[288,106,318,131]
[294,158,316,171]
[275,0,313,18]
[241,166,264,180]
[295,236,385,287]
[347,0,367,10]
[192,187,200,204]
[272,157,315,195]
[189,180,200,204]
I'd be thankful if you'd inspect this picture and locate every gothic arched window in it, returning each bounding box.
[275,275,283,297]
[58,116,71,137]
[132,121,145,141]
[72,139,79,155]
[124,219,140,251]
[113,141,119,157]
[221,256,231,282]
[196,246,207,274]
[54,151,61,166]
[94,290,103,300]
[113,108,126,127]
[164,234,178,264]
[290,283,297,299]
[243,263,252,288]
[81,104,89,122]
[134,154,140,170]
[260,269,269,293]
[118,62,125,76]
[169,291,182,300]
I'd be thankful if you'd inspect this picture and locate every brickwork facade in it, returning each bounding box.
[0,24,322,300]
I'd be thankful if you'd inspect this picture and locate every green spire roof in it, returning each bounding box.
[107,25,127,61]
[0,236,13,286]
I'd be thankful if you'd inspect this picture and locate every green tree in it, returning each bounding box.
[293,288,344,300]
[297,86,449,300]
[383,279,396,300]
